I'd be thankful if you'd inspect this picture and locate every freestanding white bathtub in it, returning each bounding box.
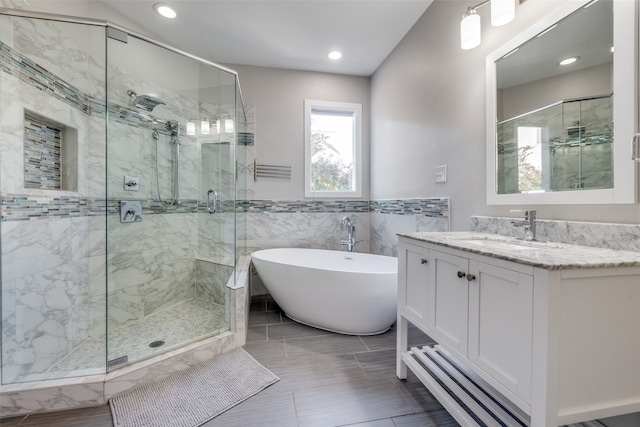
[251,248,398,335]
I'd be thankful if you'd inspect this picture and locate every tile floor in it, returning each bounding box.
[1,296,459,426]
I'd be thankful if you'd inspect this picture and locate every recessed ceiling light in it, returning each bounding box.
[328,51,343,60]
[559,56,579,66]
[154,3,177,19]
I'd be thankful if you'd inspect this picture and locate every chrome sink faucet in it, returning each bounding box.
[510,210,537,241]
[340,216,356,252]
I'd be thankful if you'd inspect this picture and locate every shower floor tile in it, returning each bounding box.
[44,298,227,379]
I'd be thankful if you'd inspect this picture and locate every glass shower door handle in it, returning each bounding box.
[207,189,217,213]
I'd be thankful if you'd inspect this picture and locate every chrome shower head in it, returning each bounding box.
[127,90,167,112]
[132,94,167,112]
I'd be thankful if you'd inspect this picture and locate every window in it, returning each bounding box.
[304,100,362,198]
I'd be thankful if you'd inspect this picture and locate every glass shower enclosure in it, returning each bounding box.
[0,10,243,385]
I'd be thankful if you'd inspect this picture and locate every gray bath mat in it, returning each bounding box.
[109,348,279,427]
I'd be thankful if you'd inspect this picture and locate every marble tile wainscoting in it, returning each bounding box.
[239,197,450,258]
[370,198,450,257]
[471,216,640,252]
[240,199,370,254]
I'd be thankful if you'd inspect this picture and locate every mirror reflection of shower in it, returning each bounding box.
[128,89,182,206]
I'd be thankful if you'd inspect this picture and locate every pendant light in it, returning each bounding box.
[491,0,515,27]
[461,0,518,50]
[461,9,481,50]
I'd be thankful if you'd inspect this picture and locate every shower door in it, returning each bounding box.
[0,13,108,384]
[105,31,235,369]
[196,68,239,331]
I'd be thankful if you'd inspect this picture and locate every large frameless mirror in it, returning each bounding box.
[486,0,638,205]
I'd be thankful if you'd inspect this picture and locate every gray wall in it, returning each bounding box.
[228,64,371,201]
[371,0,640,230]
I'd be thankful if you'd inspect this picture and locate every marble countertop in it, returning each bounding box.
[398,232,640,270]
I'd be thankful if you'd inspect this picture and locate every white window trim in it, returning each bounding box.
[304,99,363,198]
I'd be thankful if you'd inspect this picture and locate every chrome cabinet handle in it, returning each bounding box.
[633,133,640,161]
[466,274,476,282]
[457,271,466,278]
[207,189,217,214]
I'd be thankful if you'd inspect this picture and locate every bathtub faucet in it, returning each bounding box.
[340,216,356,252]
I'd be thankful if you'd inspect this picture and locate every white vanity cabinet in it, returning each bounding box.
[396,234,640,427]
[466,259,533,406]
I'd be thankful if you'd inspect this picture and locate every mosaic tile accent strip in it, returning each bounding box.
[2,197,453,221]
[104,198,198,217]
[0,41,104,117]
[143,199,198,215]
[369,198,449,217]
[197,200,236,214]
[237,199,369,213]
[237,132,254,145]
[0,195,198,221]
[1,195,96,221]
[0,40,11,73]
[23,115,62,189]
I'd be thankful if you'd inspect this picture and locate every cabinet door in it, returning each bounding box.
[468,260,533,404]
[397,241,430,329]
[427,250,469,357]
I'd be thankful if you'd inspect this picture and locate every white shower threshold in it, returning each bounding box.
[0,256,251,418]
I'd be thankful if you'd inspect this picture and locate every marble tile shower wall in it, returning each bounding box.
[0,15,231,383]
[0,16,108,383]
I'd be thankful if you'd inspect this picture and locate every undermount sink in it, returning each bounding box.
[442,235,564,250]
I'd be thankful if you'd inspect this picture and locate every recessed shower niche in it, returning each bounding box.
[23,110,78,191]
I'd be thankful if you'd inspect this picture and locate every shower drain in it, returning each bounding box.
[149,340,165,348]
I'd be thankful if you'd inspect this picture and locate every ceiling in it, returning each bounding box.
[496,0,612,89]
[98,0,433,77]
